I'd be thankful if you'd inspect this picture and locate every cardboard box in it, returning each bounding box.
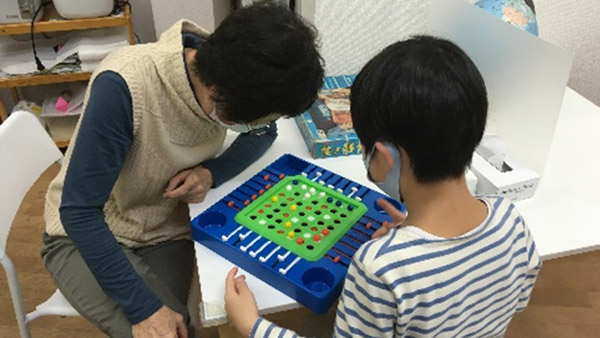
[471,151,540,201]
[294,75,362,158]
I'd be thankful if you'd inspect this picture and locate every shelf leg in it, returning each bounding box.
[0,96,8,122]
[10,88,20,104]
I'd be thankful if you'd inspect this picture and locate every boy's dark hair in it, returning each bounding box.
[193,1,324,123]
[351,36,487,183]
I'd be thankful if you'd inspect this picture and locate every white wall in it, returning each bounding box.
[301,0,600,106]
[130,0,157,43]
[534,0,600,106]
[310,0,430,76]
[150,0,227,37]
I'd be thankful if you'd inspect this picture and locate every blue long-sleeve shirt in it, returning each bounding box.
[59,35,277,323]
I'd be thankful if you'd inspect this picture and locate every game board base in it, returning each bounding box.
[191,154,405,314]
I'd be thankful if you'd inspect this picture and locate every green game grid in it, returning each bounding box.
[234,175,367,261]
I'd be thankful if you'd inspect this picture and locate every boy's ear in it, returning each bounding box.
[374,141,394,173]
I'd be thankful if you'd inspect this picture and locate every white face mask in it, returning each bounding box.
[363,142,402,201]
[208,108,258,133]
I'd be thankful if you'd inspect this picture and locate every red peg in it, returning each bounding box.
[251,194,258,200]
[313,234,321,242]
[366,222,372,229]
[322,229,329,236]
[264,174,270,181]
[227,201,235,207]
[259,189,265,195]
[265,184,272,190]
[334,256,341,263]
[296,238,304,245]
[244,200,250,206]
[279,173,285,179]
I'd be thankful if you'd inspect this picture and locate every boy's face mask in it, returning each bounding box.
[363,142,402,201]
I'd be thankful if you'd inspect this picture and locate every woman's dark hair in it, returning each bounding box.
[351,36,488,183]
[193,1,324,123]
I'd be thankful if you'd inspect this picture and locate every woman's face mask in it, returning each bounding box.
[208,108,264,133]
[363,142,402,201]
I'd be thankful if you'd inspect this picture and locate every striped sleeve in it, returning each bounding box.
[334,255,396,337]
[516,224,541,312]
[249,249,397,338]
[250,317,298,338]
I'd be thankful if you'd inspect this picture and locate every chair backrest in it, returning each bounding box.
[0,111,63,257]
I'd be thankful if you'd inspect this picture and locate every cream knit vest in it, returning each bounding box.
[44,20,226,247]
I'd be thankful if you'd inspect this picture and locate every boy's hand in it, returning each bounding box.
[372,198,407,239]
[164,166,213,203]
[132,305,188,338]
[225,267,259,337]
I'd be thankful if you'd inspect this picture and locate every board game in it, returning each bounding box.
[294,75,362,159]
[191,154,405,314]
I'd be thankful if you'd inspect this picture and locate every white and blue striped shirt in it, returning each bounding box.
[251,197,541,338]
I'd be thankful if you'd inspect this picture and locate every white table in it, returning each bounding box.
[189,87,600,329]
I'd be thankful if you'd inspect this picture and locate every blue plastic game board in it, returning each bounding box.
[191,154,405,314]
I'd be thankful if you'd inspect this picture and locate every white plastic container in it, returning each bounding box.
[53,0,114,19]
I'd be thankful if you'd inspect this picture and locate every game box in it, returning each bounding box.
[191,154,405,314]
[294,75,362,159]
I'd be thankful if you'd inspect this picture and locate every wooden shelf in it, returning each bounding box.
[0,3,134,149]
[0,15,130,36]
[54,138,71,148]
[0,4,130,36]
[0,72,91,88]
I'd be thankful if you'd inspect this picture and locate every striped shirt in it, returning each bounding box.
[251,197,541,338]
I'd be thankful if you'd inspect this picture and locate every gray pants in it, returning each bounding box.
[41,233,195,338]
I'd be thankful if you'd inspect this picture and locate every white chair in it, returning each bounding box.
[0,111,80,338]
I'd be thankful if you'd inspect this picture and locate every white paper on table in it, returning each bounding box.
[195,243,295,313]
[429,0,573,175]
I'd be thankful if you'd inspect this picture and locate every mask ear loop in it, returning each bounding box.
[362,144,376,182]
[368,142,403,202]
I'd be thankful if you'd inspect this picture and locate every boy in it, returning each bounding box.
[225,36,541,337]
